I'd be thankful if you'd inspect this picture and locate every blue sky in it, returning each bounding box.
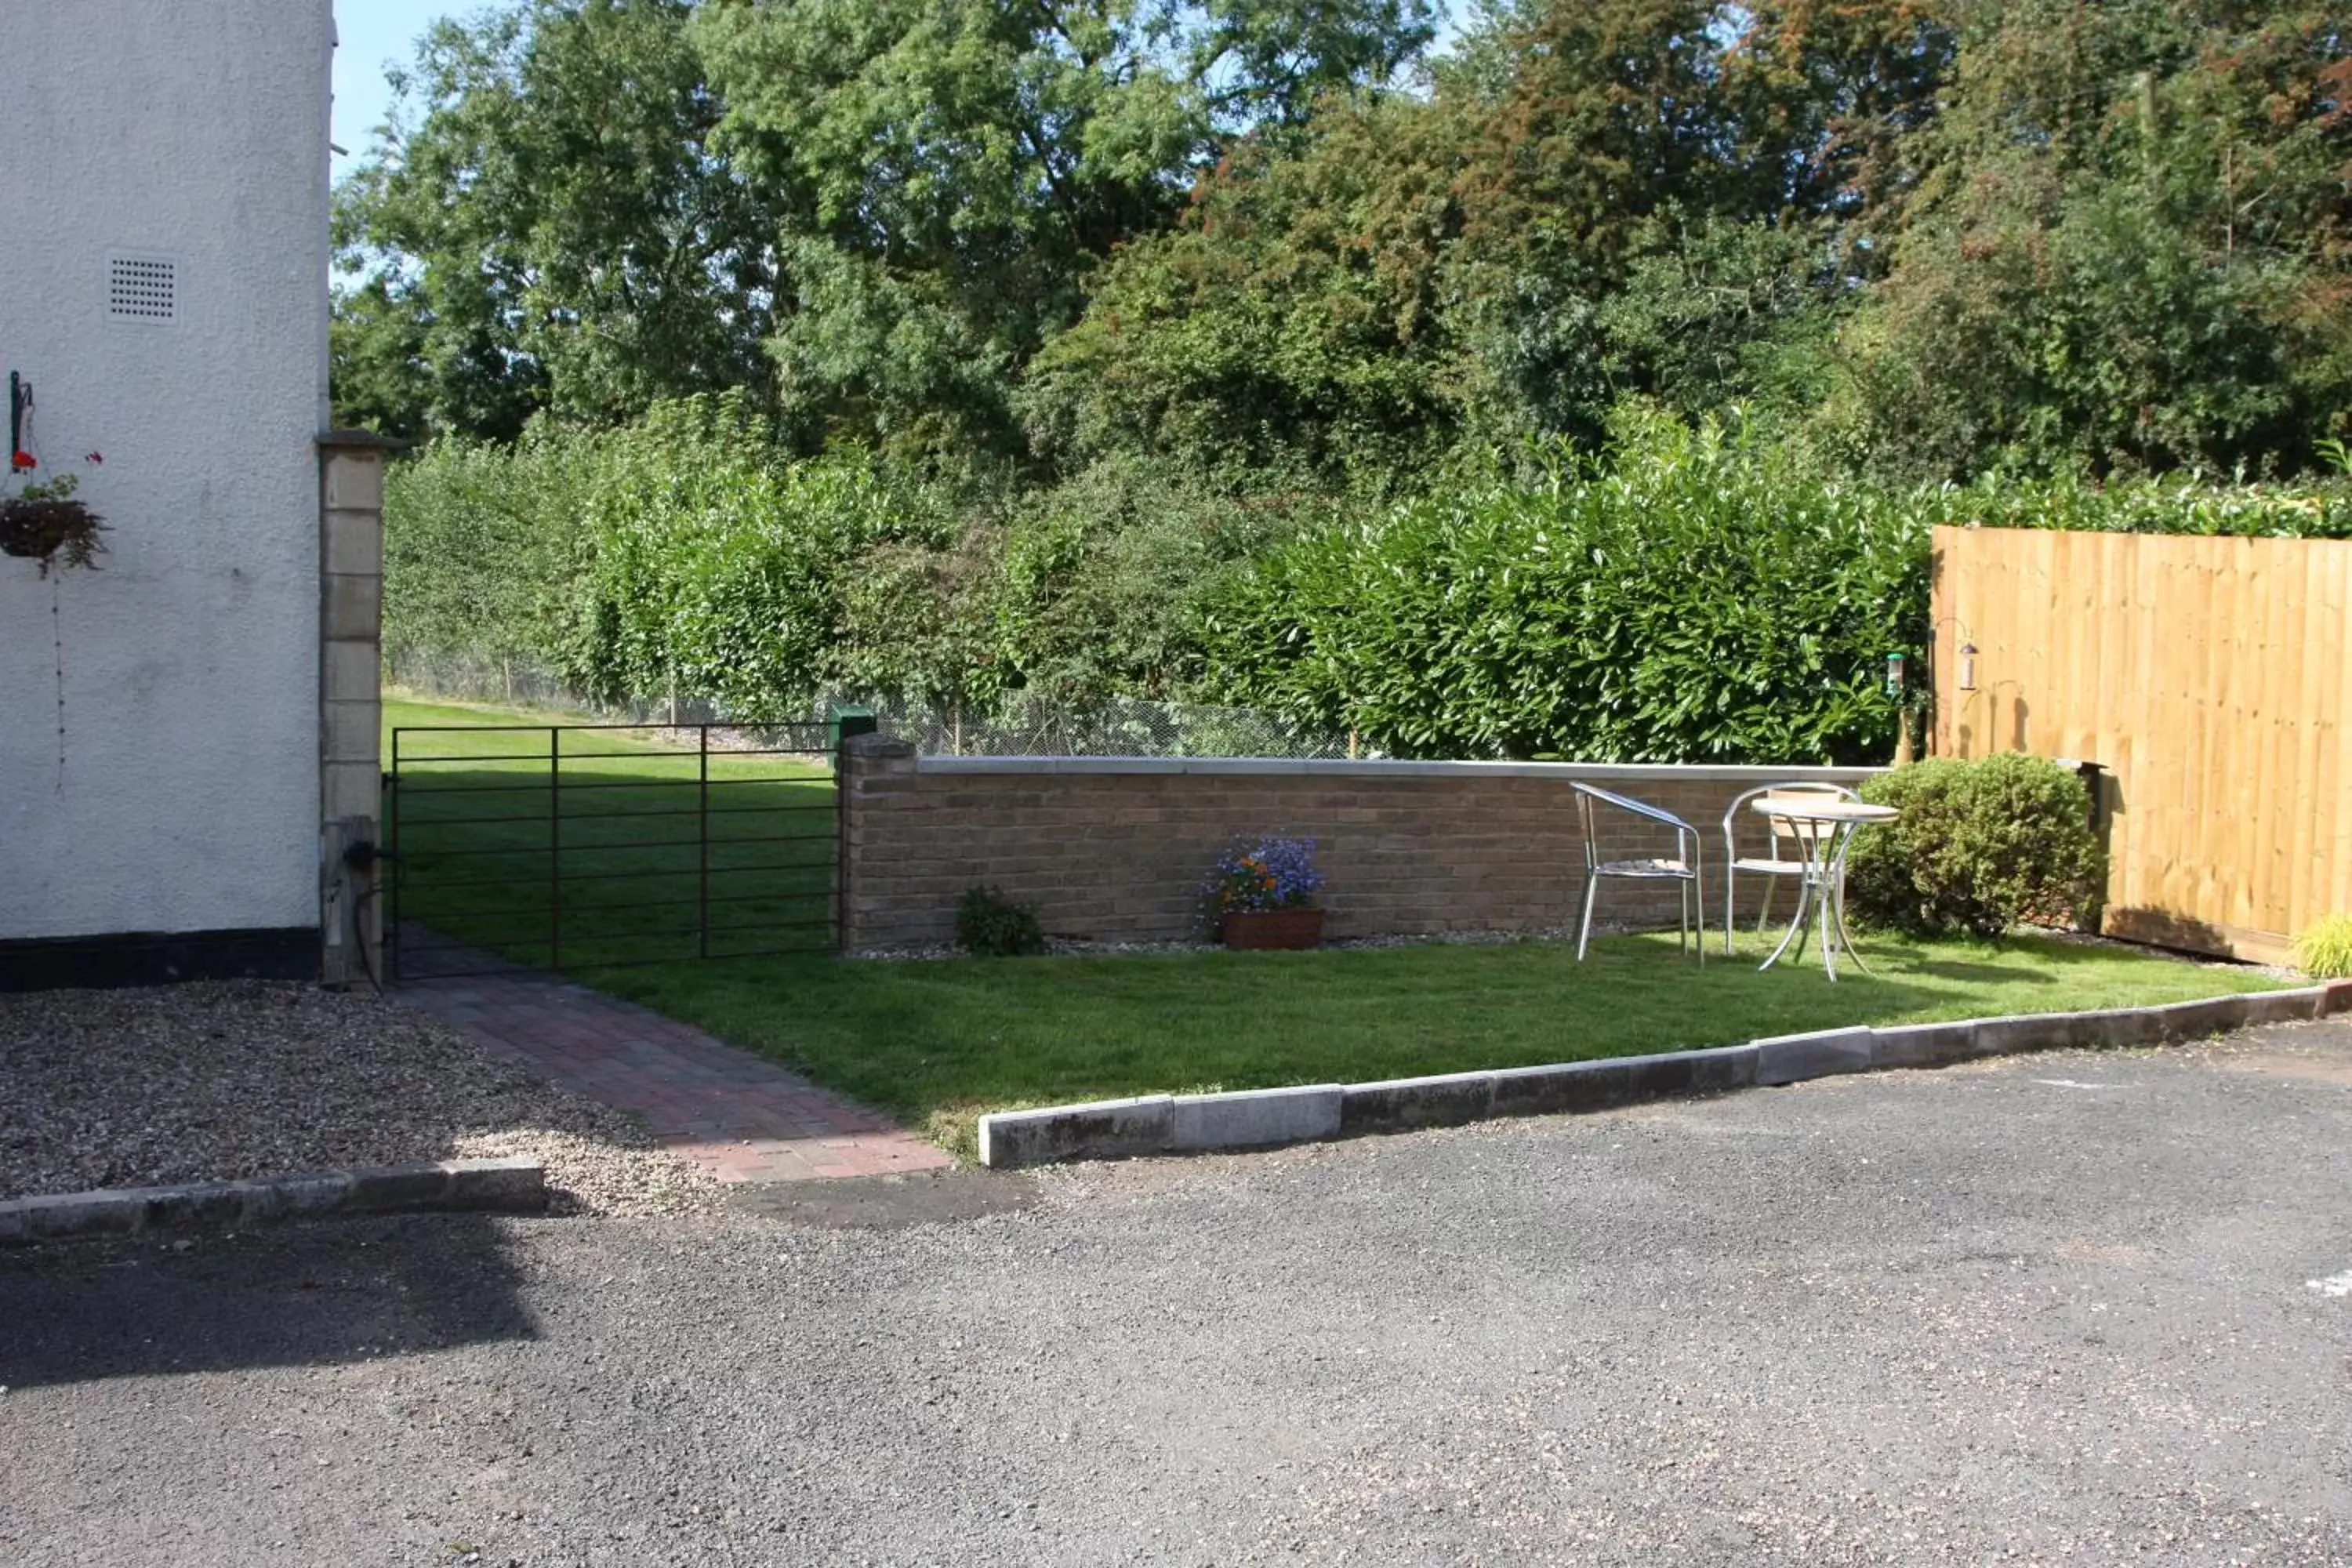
[333,0,456,173]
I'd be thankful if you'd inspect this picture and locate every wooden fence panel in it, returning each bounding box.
[1931,525,2352,965]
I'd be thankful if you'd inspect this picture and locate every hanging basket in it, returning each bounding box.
[0,495,107,575]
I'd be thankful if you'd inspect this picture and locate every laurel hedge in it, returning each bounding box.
[385,402,2351,750]
[1193,419,1929,763]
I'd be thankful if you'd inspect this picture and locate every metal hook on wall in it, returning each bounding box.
[7,371,31,459]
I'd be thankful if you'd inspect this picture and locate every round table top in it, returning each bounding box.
[1748,797,1900,824]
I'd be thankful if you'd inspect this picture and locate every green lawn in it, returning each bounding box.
[382,694,836,971]
[383,692,2290,1158]
[593,929,2286,1157]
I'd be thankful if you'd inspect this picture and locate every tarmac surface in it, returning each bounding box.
[5,1020,2350,1565]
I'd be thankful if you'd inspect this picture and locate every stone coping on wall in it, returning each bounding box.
[913,755,1879,782]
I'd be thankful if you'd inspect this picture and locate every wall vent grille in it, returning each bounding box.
[107,255,176,321]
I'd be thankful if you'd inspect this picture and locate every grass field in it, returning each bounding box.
[383,695,837,972]
[593,930,2288,1156]
[385,694,2291,1156]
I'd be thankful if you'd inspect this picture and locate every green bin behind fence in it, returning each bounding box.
[829,704,877,753]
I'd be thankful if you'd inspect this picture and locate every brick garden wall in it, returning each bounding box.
[838,740,1880,949]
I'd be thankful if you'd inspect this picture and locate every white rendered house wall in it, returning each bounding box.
[0,0,334,942]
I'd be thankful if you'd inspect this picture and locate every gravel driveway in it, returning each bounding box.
[0,982,710,1214]
[5,1019,2351,1565]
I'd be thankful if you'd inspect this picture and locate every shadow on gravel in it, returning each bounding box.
[727,1167,1039,1229]
[0,1214,536,1388]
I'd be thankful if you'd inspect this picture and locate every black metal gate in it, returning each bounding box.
[385,722,839,980]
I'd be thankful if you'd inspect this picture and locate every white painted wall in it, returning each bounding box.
[0,0,334,939]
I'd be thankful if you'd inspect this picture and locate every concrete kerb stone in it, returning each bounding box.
[1490,1045,1759,1119]
[1338,1071,1497,1135]
[978,1095,1175,1168]
[0,1158,546,1247]
[1866,1018,1982,1069]
[0,1189,144,1243]
[2151,993,2272,1041]
[971,984,2332,1168]
[441,1157,554,1210]
[1755,1027,1875,1085]
[1170,1084,1343,1151]
[2233,984,2332,1027]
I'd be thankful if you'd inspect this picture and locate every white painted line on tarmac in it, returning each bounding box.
[2033,1079,2125,1091]
[2306,1270,2352,1298]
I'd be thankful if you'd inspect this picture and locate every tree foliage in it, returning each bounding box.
[350,0,2352,761]
[336,1,792,442]
[1829,0,2352,477]
[337,0,1432,450]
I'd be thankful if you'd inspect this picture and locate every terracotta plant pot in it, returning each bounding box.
[1220,908,1325,950]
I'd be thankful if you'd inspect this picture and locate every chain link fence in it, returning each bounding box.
[386,651,1360,760]
[840,691,1358,759]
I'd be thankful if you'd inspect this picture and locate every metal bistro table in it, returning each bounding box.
[1748,797,1899,980]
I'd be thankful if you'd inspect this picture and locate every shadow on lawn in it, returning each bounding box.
[0,1215,537,1388]
[1882,930,2161,987]
[1900,957,2060,985]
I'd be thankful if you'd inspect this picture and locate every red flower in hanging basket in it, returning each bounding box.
[9,450,34,471]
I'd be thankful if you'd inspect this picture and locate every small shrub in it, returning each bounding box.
[1846,754,2105,938]
[2294,914,2352,979]
[956,885,1046,957]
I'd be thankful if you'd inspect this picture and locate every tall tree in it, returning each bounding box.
[1834,0,2351,477]
[1019,93,1466,486]
[693,0,1434,452]
[333,0,789,440]
[1028,0,1955,470]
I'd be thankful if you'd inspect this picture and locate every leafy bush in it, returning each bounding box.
[1933,470,2352,541]
[2293,915,2352,980]
[1845,755,2105,938]
[956,886,1046,957]
[386,394,960,717]
[383,433,593,670]
[1196,412,1930,763]
[547,403,934,719]
[985,457,1328,706]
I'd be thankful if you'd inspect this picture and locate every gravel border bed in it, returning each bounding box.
[0,981,716,1216]
[851,922,1627,962]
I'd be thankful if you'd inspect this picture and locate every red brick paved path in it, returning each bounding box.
[395,971,954,1184]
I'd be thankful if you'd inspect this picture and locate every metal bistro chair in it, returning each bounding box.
[1571,782,1704,962]
[1720,782,1861,957]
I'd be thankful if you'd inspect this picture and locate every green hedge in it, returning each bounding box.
[1935,471,2352,540]
[385,397,953,719]
[546,410,931,718]
[387,402,2352,747]
[1190,414,2352,764]
[1193,419,1931,762]
[383,432,590,672]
